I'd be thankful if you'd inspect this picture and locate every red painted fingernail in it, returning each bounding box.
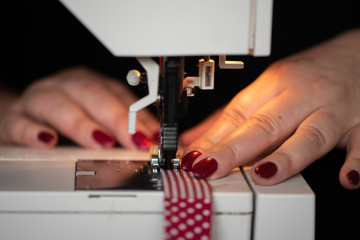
[255,162,278,179]
[92,130,115,148]
[193,157,218,179]
[132,131,154,150]
[153,132,160,143]
[347,170,360,185]
[38,131,55,143]
[181,151,202,171]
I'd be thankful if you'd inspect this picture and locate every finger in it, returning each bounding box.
[182,65,287,155]
[60,76,156,148]
[0,111,57,148]
[250,107,344,185]
[137,108,160,138]
[187,89,314,177]
[22,89,115,148]
[179,107,223,147]
[103,78,139,106]
[59,77,134,147]
[339,124,360,190]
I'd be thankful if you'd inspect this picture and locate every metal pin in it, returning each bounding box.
[76,170,96,176]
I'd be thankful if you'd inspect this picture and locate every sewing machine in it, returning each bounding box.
[0,146,314,240]
[60,0,274,168]
[0,1,315,239]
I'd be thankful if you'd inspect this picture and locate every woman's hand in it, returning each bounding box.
[180,29,360,190]
[0,67,159,149]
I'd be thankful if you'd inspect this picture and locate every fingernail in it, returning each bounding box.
[347,170,360,185]
[92,130,115,148]
[38,131,55,143]
[181,151,202,171]
[132,131,154,150]
[255,162,278,179]
[193,157,218,179]
[153,132,160,143]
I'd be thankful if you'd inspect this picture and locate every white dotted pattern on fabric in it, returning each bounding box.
[162,169,212,240]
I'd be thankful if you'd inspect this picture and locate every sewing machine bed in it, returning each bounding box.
[0,146,314,240]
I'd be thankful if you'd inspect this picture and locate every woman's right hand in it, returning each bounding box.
[0,67,160,149]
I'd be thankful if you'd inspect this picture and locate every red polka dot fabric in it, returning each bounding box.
[162,169,212,240]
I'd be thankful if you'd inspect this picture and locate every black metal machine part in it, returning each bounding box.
[158,57,186,169]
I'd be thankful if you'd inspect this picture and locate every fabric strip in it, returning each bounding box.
[162,169,212,240]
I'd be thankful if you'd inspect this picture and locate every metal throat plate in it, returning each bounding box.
[75,160,162,191]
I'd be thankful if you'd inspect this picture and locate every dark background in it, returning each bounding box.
[1,1,360,239]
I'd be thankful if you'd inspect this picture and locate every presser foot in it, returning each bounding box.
[150,145,180,174]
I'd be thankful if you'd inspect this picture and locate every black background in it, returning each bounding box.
[1,1,360,239]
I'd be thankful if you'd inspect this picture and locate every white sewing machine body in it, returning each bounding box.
[0,146,314,240]
[60,0,272,57]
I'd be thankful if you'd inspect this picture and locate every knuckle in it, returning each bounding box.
[25,78,55,93]
[60,112,86,132]
[24,89,63,114]
[225,141,240,162]
[0,112,26,144]
[108,112,127,129]
[63,66,96,79]
[270,58,347,95]
[276,150,297,175]
[247,113,282,139]
[81,80,108,95]
[299,124,329,148]
[306,76,347,102]
[218,139,241,166]
[57,67,105,89]
[38,88,63,102]
[222,106,247,128]
[268,58,311,80]
[273,58,350,104]
[71,66,93,75]
[269,59,299,73]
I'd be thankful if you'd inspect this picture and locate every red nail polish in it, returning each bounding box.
[153,132,160,143]
[193,157,218,179]
[347,170,360,185]
[92,130,115,148]
[181,151,202,171]
[38,132,55,143]
[255,162,278,179]
[132,131,154,150]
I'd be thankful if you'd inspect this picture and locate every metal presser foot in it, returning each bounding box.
[150,146,180,174]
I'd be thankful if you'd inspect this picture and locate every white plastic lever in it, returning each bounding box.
[126,70,141,86]
[219,55,244,69]
[128,58,159,134]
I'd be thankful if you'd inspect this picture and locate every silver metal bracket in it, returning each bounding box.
[150,145,180,173]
